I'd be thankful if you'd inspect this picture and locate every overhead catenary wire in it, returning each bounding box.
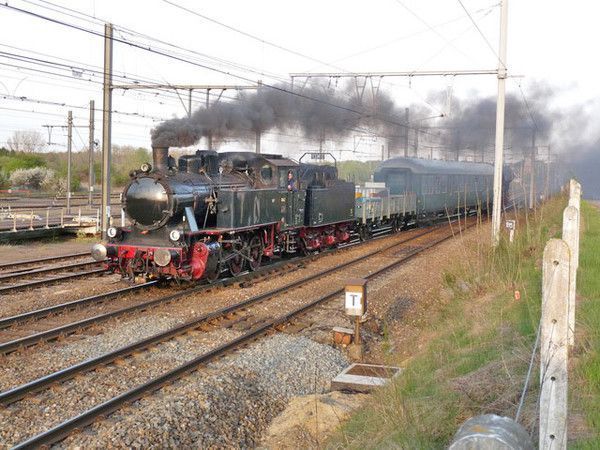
[394,0,475,64]
[1,94,168,121]
[0,49,239,109]
[21,0,292,84]
[160,0,339,71]
[456,0,506,69]
[7,0,475,163]
[516,82,539,132]
[3,0,526,161]
[318,2,500,69]
[159,0,466,116]
[0,2,443,138]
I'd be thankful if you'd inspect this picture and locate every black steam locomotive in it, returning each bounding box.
[92,147,356,281]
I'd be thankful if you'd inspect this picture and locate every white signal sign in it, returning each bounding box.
[345,291,364,316]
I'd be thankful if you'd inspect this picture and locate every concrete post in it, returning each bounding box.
[568,179,581,210]
[88,99,95,206]
[562,205,579,347]
[101,23,113,239]
[539,238,570,449]
[66,110,73,213]
[491,0,509,246]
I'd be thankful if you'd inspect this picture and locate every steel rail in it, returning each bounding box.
[0,282,157,330]
[0,255,319,353]
[0,251,90,270]
[0,259,100,282]
[11,221,470,449]
[0,268,108,296]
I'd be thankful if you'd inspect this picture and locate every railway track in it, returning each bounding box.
[0,225,423,353]
[0,251,90,272]
[2,219,475,448]
[0,219,414,352]
[0,259,107,296]
[0,258,306,353]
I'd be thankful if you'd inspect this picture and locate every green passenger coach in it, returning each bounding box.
[373,157,494,221]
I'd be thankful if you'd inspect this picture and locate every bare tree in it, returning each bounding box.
[7,130,46,152]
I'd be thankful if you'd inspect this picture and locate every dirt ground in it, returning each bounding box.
[0,236,97,263]
[260,391,368,449]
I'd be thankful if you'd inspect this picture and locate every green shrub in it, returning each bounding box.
[0,152,46,173]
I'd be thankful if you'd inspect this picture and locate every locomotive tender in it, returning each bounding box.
[91,147,494,282]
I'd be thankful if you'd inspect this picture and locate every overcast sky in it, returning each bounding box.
[0,0,597,160]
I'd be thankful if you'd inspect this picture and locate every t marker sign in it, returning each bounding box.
[345,291,363,315]
[344,278,367,317]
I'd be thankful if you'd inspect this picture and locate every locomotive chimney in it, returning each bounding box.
[152,146,169,172]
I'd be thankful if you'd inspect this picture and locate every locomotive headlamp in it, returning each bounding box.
[169,229,182,242]
[107,227,119,239]
[91,243,107,261]
[154,248,172,267]
[140,163,152,173]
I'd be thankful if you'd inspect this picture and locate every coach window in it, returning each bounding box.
[388,172,407,194]
[425,175,435,194]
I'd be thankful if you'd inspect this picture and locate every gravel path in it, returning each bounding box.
[0,237,95,263]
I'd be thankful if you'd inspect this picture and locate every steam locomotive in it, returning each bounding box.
[91,146,497,282]
[92,147,358,281]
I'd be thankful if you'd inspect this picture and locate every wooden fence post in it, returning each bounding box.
[562,206,579,347]
[539,238,570,450]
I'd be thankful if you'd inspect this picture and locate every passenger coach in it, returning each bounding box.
[373,157,494,221]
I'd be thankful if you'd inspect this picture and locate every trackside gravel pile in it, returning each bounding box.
[58,334,348,448]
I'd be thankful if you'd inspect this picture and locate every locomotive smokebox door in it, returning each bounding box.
[345,279,367,316]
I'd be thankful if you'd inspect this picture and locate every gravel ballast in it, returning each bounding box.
[57,334,348,449]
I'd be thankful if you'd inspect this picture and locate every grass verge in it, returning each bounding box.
[570,201,600,448]
[327,196,598,448]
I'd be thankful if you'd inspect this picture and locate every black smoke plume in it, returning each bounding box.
[423,84,562,159]
[151,81,408,149]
